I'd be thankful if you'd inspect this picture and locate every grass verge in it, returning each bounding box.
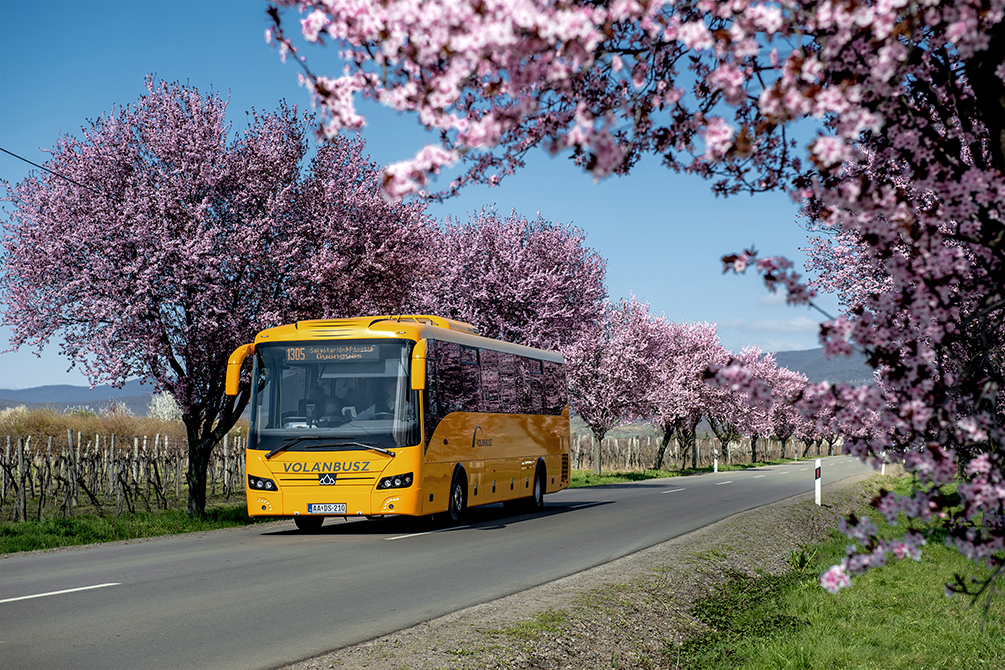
[0,504,263,554]
[674,477,1005,670]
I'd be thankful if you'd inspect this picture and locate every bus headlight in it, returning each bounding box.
[377,473,413,489]
[248,475,278,491]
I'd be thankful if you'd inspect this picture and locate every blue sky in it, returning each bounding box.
[0,0,836,389]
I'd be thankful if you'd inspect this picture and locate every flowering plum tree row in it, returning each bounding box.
[563,298,818,473]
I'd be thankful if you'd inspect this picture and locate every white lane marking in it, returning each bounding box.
[662,488,685,494]
[716,481,733,485]
[800,468,809,471]
[385,525,471,541]
[753,475,766,479]
[0,582,120,604]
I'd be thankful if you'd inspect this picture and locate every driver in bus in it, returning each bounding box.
[333,378,360,418]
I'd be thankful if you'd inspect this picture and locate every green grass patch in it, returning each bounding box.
[0,504,262,554]
[672,475,1005,669]
[498,610,569,640]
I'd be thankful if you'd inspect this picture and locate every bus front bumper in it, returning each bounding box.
[246,486,425,518]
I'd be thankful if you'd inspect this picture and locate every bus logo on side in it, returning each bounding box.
[319,473,337,486]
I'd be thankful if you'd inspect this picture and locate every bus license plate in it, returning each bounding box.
[307,503,346,514]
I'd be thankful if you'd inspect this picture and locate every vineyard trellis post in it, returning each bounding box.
[223,435,230,496]
[16,437,24,521]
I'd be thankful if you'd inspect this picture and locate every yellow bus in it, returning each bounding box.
[226,315,571,531]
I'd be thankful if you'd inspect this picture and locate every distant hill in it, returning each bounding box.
[0,380,155,416]
[773,348,875,385]
[0,379,151,404]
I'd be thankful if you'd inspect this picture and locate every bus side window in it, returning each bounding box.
[543,361,567,415]
[499,353,518,413]
[514,356,532,412]
[428,340,481,413]
[424,354,440,449]
[480,348,500,413]
[527,359,544,414]
[437,341,463,412]
[459,346,482,411]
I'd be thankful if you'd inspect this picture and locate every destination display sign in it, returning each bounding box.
[284,343,380,363]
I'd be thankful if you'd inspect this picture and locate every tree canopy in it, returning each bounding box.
[268,0,1005,599]
[1,78,434,515]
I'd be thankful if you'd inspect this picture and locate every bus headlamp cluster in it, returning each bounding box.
[248,475,277,491]
[377,473,413,489]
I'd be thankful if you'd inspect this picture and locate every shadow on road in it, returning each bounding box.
[258,499,616,538]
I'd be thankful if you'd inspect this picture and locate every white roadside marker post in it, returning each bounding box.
[815,458,822,506]
[881,451,887,475]
[714,449,718,473]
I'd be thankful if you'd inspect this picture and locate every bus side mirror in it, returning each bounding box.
[226,343,255,396]
[411,339,428,391]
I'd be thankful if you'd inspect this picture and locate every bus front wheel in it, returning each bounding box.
[294,515,324,532]
[447,471,467,524]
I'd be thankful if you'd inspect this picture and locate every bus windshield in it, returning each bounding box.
[249,339,419,452]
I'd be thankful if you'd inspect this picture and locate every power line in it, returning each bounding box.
[1,146,122,202]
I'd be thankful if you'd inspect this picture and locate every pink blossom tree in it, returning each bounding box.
[565,297,663,475]
[706,345,789,464]
[728,347,778,464]
[649,321,727,470]
[1,78,434,516]
[268,0,1005,599]
[415,208,607,350]
[768,367,810,459]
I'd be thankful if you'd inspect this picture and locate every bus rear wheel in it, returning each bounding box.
[294,515,324,532]
[505,465,546,514]
[529,466,546,511]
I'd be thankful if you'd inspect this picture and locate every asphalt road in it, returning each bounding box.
[0,456,872,669]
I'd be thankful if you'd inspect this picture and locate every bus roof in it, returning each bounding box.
[253,315,563,363]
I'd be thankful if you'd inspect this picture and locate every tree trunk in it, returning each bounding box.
[674,425,698,470]
[185,423,212,518]
[182,388,251,517]
[653,424,673,470]
[592,432,603,476]
[750,434,759,463]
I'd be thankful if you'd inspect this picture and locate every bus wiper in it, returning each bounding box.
[266,437,395,459]
[266,435,324,459]
[332,442,396,457]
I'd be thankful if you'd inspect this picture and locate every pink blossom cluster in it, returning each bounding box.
[820,565,851,594]
[412,208,608,351]
[821,521,927,593]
